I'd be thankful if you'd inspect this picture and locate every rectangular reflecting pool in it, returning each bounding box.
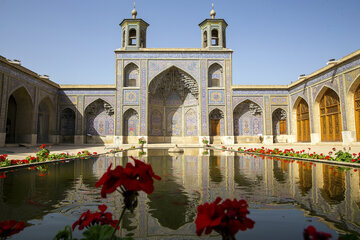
[1,149,360,239]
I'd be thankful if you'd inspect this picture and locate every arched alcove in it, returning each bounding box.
[209,108,224,144]
[211,29,219,46]
[313,86,342,142]
[6,87,34,144]
[148,66,199,143]
[233,100,263,143]
[85,99,114,144]
[208,63,223,87]
[203,31,208,48]
[272,108,287,143]
[128,28,136,46]
[317,88,342,142]
[293,98,311,142]
[124,63,139,87]
[123,108,139,144]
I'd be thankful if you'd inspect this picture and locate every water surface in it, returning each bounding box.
[1,149,360,239]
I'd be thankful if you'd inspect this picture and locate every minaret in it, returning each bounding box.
[120,1,149,49]
[199,2,228,49]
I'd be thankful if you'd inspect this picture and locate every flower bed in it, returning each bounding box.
[0,144,98,169]
[214,146,360,166]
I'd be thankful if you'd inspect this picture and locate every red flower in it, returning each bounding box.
[0,172,6,178]
[195,197,254,238]
[303,226,331,240]
[195,197,224,236]
[95,157,161,198]
[93,152,98,155]
[10,160,18,165]
[122,157,162,194]
[95,164,125,198]
[0,220,26,238]
[39,144,46,149]
[72,204,118,231]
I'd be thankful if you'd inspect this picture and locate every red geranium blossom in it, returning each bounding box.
[303,226,332,240]
[95,164,125,198]
[122,157,161,194]
[39,144,46,149]
[0,220,26,238]
[195,197,224,236]
[195,197,254,239]
[72,204,119,231]
[95,157,161,198]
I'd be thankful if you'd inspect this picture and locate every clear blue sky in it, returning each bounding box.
[1,0,359,85]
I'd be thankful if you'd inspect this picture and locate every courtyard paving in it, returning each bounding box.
[2,142,360,160]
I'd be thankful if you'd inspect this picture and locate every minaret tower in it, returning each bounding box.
[199,2,228,49]
[120,1,149,50]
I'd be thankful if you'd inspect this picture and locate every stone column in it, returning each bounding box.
[74,95,85,144]
[263,96,273,145]
[139,60,148,142]
[224,59,234,145]
[114,60,123,146]
[200,60,208,140]
[30,88,39,145]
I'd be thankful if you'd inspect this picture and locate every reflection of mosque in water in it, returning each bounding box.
[89,152,360,238]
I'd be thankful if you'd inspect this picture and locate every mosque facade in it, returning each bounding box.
[0,8,360,147]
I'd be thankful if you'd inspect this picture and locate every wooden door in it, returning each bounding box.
[320,89,342,142]
[210,119,220,136]
[296,99,311,142]
[279,119,287,135]
[355,86,360,141]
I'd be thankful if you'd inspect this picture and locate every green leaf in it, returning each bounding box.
[53,226,76,240]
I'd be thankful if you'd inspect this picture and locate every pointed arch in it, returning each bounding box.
[203,30,208,48]
[209,108,224,141]
[149,65,198,86]
[147,66,199,143]
[124,62,139,87]
[85,99,114,143]
[211,29,219,46]
[8,85,34,105]
[314,85,339,104]
[128,28,137,46]
[315,87,342,142]
[6,86,34,144]
[291,97,311,142]
[233,100,263,137]
[123,108,139,137]
[208,63,223,87]
[84,97,114,110]
[272,108,287,142]
[232,98,264,111]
